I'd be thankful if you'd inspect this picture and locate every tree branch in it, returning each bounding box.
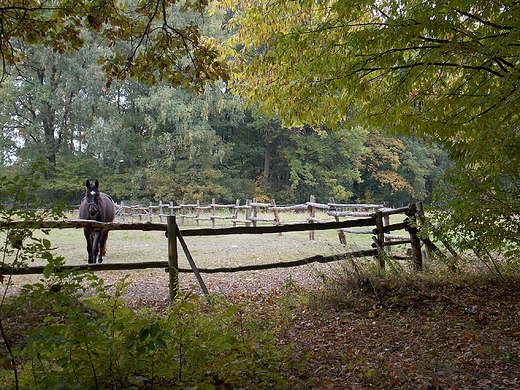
[455,9,513,30]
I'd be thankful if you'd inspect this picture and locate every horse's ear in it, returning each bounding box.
[86,180,91,188]
[95,180,99,189]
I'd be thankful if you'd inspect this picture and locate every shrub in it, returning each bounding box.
[1,273,291,389]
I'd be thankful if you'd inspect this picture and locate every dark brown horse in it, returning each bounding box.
[78,180,116,264]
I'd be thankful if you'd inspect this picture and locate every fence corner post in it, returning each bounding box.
[375,210,386,269]
[407,203,423,271]
[167,216,179,300]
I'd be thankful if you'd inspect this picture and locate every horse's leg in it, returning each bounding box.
[102,235,108,256]
[96,231,109,263]
[98,230,108,263]
[92,230,101,264]
[84,228,94,264]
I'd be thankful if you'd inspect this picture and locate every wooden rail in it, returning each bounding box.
[1,203,430,298]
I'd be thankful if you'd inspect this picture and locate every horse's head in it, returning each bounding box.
[85,180,101,219]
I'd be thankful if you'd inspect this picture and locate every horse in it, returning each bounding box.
[78,180,116,264]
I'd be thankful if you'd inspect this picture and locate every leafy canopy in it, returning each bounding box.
[0,0,228,89]
[224,0,518,135]
[223,0,520,257]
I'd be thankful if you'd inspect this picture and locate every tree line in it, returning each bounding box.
[0,12,449,206]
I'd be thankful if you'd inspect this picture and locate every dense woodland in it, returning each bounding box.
[0,6,451,207]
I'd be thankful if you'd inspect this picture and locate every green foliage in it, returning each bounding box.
[223,0,520,256]
[0,162,68,388]
[224,0,519,130]
[0,161,67,275]
[427,166,520,267]
[280,125,366,202]
[1,274,291,389]
[0,0,227,89]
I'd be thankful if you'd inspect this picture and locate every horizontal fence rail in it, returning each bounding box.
[2,203,438,298]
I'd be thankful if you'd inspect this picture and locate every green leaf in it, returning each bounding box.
[42,239,51,249]
[149,322,160,338]
[139,327,149,342]
[43,263,54,279]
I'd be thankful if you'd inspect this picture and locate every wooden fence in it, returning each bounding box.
[116,197,404,243]
[1,203,440,299]
[116,196,387,224]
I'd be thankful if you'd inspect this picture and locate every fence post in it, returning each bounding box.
[167,216,179,300]
[233,199,239,228]
[271,199,282,236]
[245,199,252,227]
[308,195,316,240]
[252,198,258,228]
[180,203,185,224]
[407,203,423,271]
[211,198,216,228]
[374,210,386,269]
[415,202,430,259]
[383,201,391,252]
[159,201,164,223]
[330,197,346,245]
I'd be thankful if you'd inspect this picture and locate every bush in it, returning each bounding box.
[1,272,291,389]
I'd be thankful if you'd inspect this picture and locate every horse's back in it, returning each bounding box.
[100,192,116,222]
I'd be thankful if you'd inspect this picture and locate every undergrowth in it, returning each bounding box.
[309,255,520,314]
[0,270,292,389]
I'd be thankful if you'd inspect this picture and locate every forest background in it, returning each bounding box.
[0,4,450,207]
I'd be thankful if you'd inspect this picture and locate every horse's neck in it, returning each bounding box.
[100,192,114,202]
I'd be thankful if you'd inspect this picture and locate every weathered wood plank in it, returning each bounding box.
[1,218,378,236]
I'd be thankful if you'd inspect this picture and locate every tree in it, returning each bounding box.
[278,125,366,202]
[131,84,234,201]
[0,0,227,90]
[0,38,112,169]
[223,0,520,258]
[354,132,451,205]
